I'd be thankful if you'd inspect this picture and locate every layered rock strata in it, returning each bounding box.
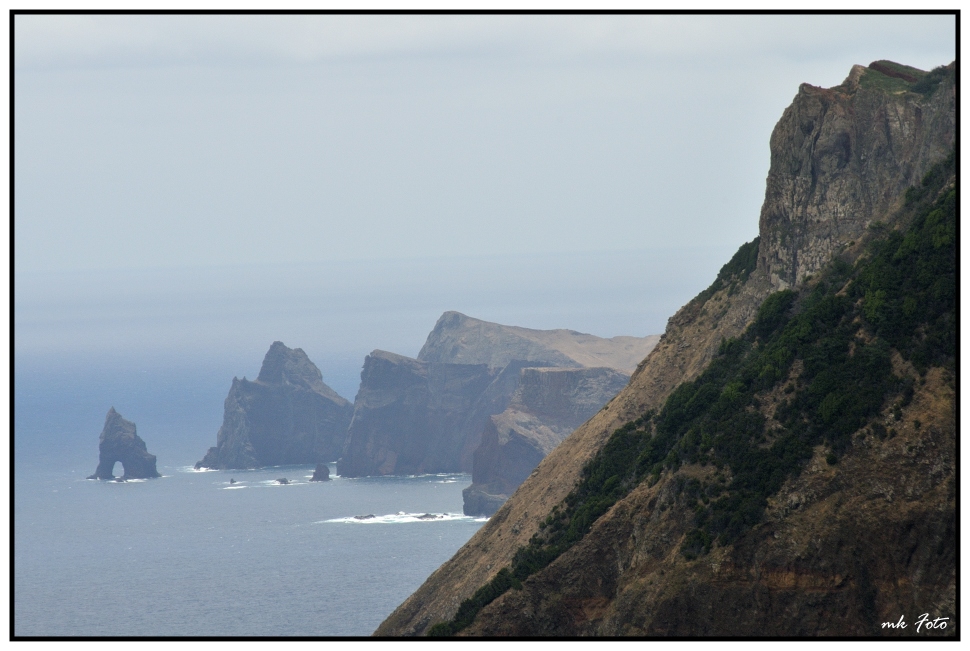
[88,408,161,480]
[196,342,353,470]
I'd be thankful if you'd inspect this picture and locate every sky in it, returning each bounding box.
[12,12,959,415]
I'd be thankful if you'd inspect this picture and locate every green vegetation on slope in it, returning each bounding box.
[860,60,953,96]
[693,236,760,305]
[428,152,955,636]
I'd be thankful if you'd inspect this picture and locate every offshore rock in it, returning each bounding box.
[463,367,630,516]
[196,342,353,470]
[88,408,161,480]
[310,463,331,482]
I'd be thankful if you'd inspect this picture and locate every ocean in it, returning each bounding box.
[13,363,486,638]
[14,461,484,637]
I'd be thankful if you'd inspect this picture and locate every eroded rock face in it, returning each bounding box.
[463,367,630,516]
[195,342,353,470]
[758,61,955,289]
[88,408,160,480]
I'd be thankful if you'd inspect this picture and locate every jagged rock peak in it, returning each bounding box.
[88,408,160,480]
[255,341,349,406]
[195,342,354,470]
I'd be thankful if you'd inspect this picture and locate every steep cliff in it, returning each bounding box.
[88,408,161,480]
[337,351,499,477]
[758,60,955,289]
[376,60,955,638]
[463,367,631,516]
[196,342,353,470]
[339,314,659,477]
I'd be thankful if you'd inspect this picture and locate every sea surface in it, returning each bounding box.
[14,462,484,637]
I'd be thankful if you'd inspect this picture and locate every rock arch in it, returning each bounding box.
[88,408,161,480]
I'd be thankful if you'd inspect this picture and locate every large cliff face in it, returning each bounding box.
[88,407,161,480]
[375,61,955,638]
[196,342,353,470]
[463,367,631,516]
[337,351,499,477]
[758,61,955,289]
[339,313,660,477]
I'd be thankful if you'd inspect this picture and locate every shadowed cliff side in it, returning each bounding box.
[375,60,955,637]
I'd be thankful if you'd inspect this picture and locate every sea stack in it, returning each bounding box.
[87,408,161,480]
[196,342,354,470]
[310,463,331,482]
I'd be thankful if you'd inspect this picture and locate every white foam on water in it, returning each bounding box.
[318,511,479,525]
[183,466,218,473]
[222,485,247,490]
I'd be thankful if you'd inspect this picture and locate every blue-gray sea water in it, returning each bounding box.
[14,462,484,638]
[13,366,485,638]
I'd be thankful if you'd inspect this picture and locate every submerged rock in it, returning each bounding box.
[87,408,161,481]
[276,478,289,485]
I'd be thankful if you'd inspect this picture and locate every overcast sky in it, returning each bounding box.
[14,13,956,273]
[12,12,958,397]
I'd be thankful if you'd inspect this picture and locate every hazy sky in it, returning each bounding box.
[14,13,956,273]
[13,12,958,394]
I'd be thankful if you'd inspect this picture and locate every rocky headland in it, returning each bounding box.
[337,313,659,479]
[376,61,955,637]
[196,341,353,470]
[88,407,161,480]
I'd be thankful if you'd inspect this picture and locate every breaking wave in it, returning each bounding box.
[319,511,483,524]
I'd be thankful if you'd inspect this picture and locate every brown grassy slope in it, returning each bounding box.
[375,271,774,635]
